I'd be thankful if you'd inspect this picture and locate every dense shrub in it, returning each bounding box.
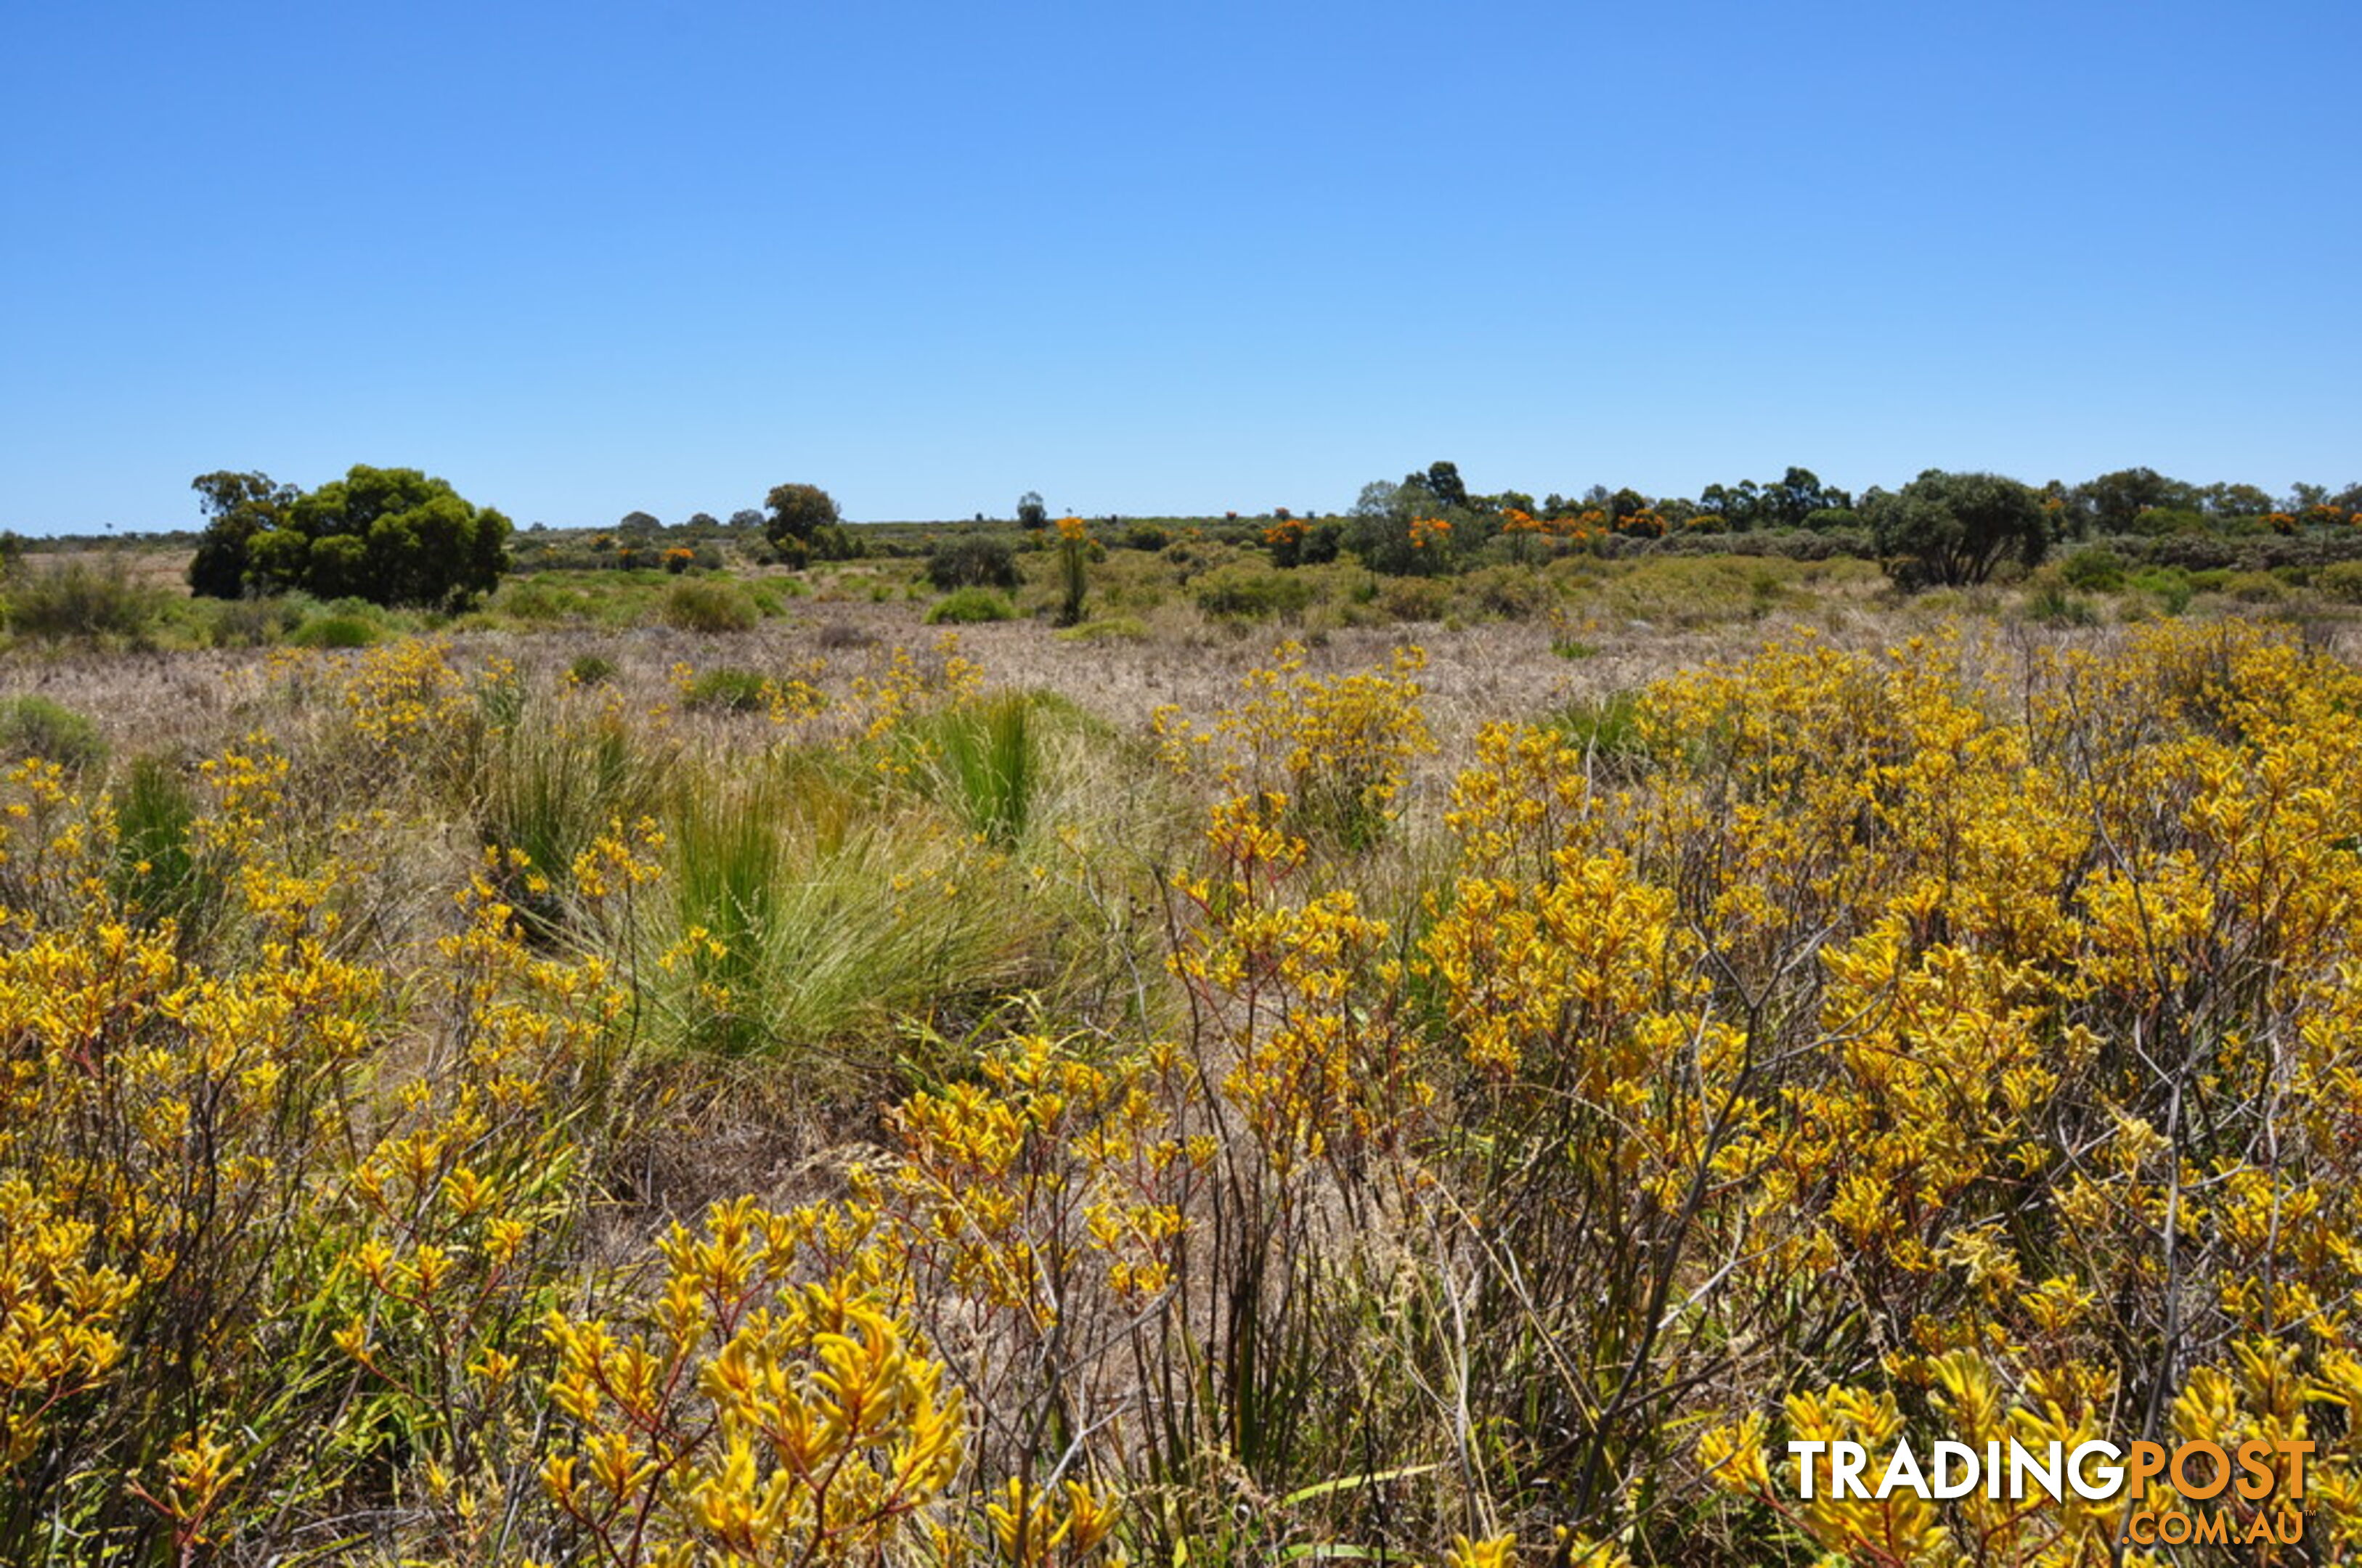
[662,578,759,632]
[1194,565,1315,621]
[762,482,861,564]
[2059,544,2128,591]
[191,465,510,608]
[2318,560,2362,604]
[206,595,304,647]
[1864,469,2049,589]
[924,587,1017,624]
[1462,563,1552,619]
[1376,576,1452,621]
[289,611,380,648]
[925,536,1021,592]
[5,555,167,642]
[0,695,106,772]
[681,666,772,711]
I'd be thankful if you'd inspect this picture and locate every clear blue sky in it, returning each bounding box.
[5,1,2356,532]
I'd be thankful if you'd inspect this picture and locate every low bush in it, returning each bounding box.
[2223,570,2291,604]
[2317,560,2362,604]
[2025,584,2101,626]
[925,536,1021,592]
[1579,555,1795,627]
[662,577,759,632]
[0,695,106,772]
[1542,688,1652,777]
[1195,565,1314,621]
[289,611,380,648]
[207,595,305,647]
[1462,563,1553,619]
[2130,565,2195,614]
[5,555,167,643]
[110,754,220,936]
[925,587,1017,624]
[1376,576,1451,622]
[682,667,772,711]
[2059,545,2128,591]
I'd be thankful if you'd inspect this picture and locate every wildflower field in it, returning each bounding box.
[6,596,2362,1566]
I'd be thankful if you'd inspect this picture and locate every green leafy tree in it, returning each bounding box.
[2073,467,2195,531]
[1344,479,1419,575]
[1764,467,1852,528]
[1864,469,2049,589]
[2199,481,2275,519]
[1017,491,1048,529]
[190,465,509,607]
[764,483,857,565]
[187,471,300,598]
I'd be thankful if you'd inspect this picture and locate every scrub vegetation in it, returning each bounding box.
[5,476,2362,1564]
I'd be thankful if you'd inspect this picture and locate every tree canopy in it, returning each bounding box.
[1864,470,2049,589]
[762,483,858,565]
[189,466,510,607]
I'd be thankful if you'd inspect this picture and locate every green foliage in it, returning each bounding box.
[1195,565,1314,621]
[0,695,106,772]
[653,769,1044,1071]
[924,536,1020,592]
[475,709,665,936]
[2126,506,2212,537]
[288,612,380,648]
[2074,465,2196,531]
[187,471,301,598]
[682,668,772,711]
[2059,545,2127,591]
[2316,560,2362,605]
[192,465,510,608]
[1375,576,1451,621]
[5,556,167,643]
[2130,565,2196,613]
[924,587,1018,624]
[2025,583,2100,626]
[1461,564,1551,619]
[567,653,618,685]
[763,483,858,563]
[110,756,219,935]
[1055,526,1090,626]
[206,595,304,648]
[1542,689,1651,777]
[1017,491,1048,529]
[1342,505,1430,577]
[661,578,759,632]
[1865,469,2050,589]
[2223,570,2291,604]
[910,693,1044,849]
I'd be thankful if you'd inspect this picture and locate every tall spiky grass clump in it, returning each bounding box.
[916,693,1040,849]
[651,764,1048,1078]
[472,702,668,935]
